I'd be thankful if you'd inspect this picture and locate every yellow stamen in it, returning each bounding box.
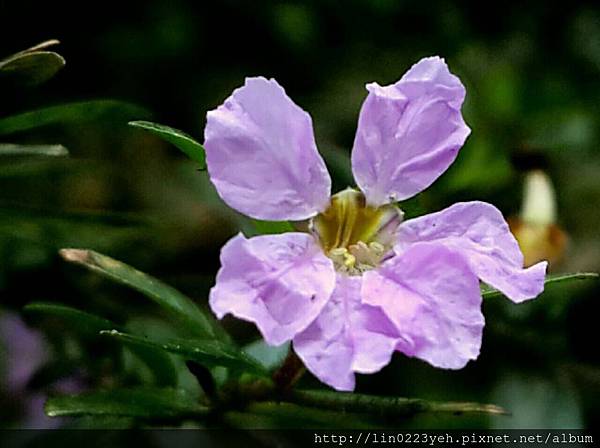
[343,253,356,268]
[313,188,402,252]
[313,189,404,275]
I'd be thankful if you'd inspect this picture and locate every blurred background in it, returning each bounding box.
[0,0,599,431]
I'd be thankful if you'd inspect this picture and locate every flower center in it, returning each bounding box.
[310,188,403,275]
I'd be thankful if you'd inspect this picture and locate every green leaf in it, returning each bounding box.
[123,346,179,388]
[8,39,61,54]
[23,302,178,386]
[0,39,65,86]
[286,389,509,417]
[59,249,230,342]
[482,272,599,299]
[252,220,295,235]
[45,387,208,418]
[23,302,116,336]
[128,121,206,169]
[100,330,266,375]
[0,143,68,157]
[0,100,150,136]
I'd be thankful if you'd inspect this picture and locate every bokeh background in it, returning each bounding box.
[0,0,599,431]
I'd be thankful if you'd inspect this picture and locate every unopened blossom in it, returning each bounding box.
[508,170,567,267]
[204,57,547,391]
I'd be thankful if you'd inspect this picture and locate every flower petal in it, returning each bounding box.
[204,77,331,220]
[209,232,335,345]
[396,201,547,303]
[293,275,399,391]
[362,243,484,369]
[351,56,470,206]
[0,312,49,391]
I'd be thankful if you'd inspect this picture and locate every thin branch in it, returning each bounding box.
[285,389,509,417]
[272,349,306,392]
[482,272,598,299]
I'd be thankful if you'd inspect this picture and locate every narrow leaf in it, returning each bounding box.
[12,39,61,54]
[24,302,178,386]
[24,302,116,336]
[59,249,229,342]
[0,100,150,136]
[100,330,266,375]
[286,389,509,417]
[482,272,599,299]
[0,51,65,86]
[0,143,68,157]
[45,388,208,418]
[0,40,64,86]
[129,120,206,169]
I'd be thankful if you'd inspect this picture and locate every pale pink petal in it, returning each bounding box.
[204,77,331,220]
[396,201,547,303]
[293,275,399,391]
[363,243,484,369]
[209,232,335,345]
[351,57,470,206]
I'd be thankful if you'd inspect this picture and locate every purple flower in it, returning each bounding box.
[0,312,79,428]
[204,57,547,391]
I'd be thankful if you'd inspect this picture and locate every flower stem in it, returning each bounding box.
[272,349,306,392]
[226,378,509,421]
